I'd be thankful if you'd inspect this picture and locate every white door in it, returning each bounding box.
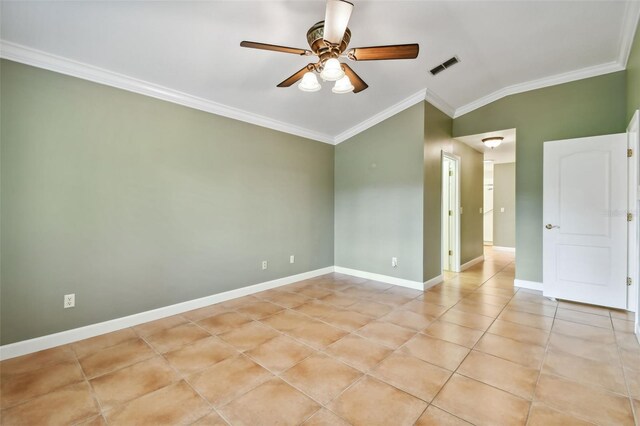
[442,153,460,272]
[543,134,627,309]
[484,184,494,244]
[442,158,452,271]
[484,162,494,244]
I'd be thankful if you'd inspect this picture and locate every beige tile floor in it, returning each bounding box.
[1,248,639,425]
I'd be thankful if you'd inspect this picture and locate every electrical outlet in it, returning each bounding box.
[261,261,268,270]
[501,207,505,213]
[64,293,75,309]
[290,255,295,264]
[392,257,398,268]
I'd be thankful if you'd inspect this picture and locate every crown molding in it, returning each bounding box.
[453,60,625,118]
[0,40,335,145]
[425,89,455,118]
[332,88,455,145]
[618,0,640,68]
[4,13,639,143]
[454,5,639,119]
[333,89,427,144]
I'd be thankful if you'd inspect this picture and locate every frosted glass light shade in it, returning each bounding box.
[298,72,321,92]
[320,58,345,81]
[332,75,354,94]
[482,137,503,149]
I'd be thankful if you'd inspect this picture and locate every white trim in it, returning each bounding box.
[514,279,543,292]
[453,61,624,118]
[0,266,333,360]
[423,274,444,290]
[459,255,484,272]
[0,41,334,145]
[3,37,638,144]
[333,89,427,144]
[618,0,640,68]
[425,89,455,118]
[492,246,516,253]
[442,152,462,273]
[627,110,639,314]
[333,266,424,290]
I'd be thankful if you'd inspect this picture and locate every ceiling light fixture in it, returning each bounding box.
[241,0,420,93]
[332,75,354,94]
[482,136,504,149]
[298,72,321,92]
[320,58,345,81]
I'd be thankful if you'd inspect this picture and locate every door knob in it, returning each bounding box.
[545,224,560,230]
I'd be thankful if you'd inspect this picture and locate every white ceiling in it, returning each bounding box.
[1,1,638,144]
[456,129,516,164]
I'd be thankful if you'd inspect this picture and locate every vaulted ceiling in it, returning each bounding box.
[1,1,638,144]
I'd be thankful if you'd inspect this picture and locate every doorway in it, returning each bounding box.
[442,152,460,272]
[483,162,494,245]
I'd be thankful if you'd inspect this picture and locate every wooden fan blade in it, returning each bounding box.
[323,0,353,45]
[277,65,314,87]
[342,64,368,93]
[348,44,419,61]
[240,41,310,56]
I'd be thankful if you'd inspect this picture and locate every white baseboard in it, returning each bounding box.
[0,266,334,360]
[514,279,543,291]
[492,246,516,253]
[423,274,444,290]
[460,255,484,272]
[333,266,424,290]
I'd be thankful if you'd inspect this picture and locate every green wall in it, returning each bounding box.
[454,71,627,282]
[423,102,484,280]
[493,162,516,248]
[423,102,451,281]
[335,103,424,282]
[628,23,640,121]
[0,60,335,344]
[453,140,484,265]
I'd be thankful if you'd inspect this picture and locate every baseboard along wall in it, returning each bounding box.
[460,255,484,272]
[1,265,435,360]
[514,279,544,292]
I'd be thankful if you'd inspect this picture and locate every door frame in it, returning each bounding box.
[442,151,461,273]
[627,110,639,331]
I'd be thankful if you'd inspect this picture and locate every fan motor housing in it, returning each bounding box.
[307,21,351,63]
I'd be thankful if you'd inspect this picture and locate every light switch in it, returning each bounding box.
[500,207,505,213]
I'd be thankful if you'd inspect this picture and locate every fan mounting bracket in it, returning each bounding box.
[306,21,351,64]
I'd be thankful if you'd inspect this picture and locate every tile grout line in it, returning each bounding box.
[11,253,637,425]
[523,297,558,425]
[610,309,640,426]
[0,262,498,423]
[409,259,528,424]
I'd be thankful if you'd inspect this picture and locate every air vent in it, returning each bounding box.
[430,56,460,76]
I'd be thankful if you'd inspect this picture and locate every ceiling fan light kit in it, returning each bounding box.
[332,75,355,94]
[299,72,322,92]
[482,136,504,149]
[320,58,345,81]
[240,0,419,95]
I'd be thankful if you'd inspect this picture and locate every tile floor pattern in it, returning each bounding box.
[1,248,639,425]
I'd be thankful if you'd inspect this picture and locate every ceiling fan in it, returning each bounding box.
[240,0,419,94]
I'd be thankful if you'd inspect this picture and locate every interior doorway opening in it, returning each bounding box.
[484,162,494,245]
[442,152,460,272]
